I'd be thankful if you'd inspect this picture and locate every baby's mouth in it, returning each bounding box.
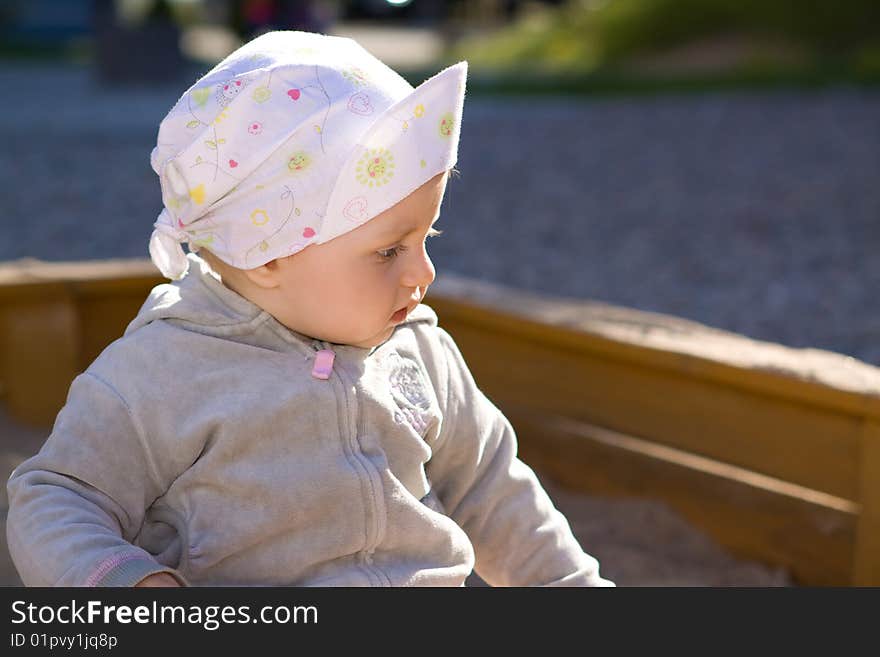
[391,305,409,322]
[392,296,421,322]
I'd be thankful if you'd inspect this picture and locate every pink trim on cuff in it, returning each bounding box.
[84,552,149,587]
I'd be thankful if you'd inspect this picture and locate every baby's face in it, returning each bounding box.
[263,171,447,348]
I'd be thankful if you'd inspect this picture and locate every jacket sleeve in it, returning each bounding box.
[426,327,614,587]
[6,372,188,587]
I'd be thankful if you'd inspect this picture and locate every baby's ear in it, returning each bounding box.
[242,259,281,289]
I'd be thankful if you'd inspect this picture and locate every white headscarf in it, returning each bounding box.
[149,30,467,279]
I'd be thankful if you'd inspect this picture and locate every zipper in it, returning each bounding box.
[353,362,390,586]
[314,342,390,585]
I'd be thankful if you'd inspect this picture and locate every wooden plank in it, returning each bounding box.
[443,318,861,502]
[508,407,857,586]
[0,272,162,425]
[74,281,159,371]
[427,278,880,419]
[0,261,875,585]
[853,420,880,585]
[0,258,158,288]
[0,294,80,427]
[0,266,869,500]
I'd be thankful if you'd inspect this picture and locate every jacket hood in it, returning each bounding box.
[126,253,437,346]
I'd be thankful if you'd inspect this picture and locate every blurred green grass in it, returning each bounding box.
[446,0,880,94]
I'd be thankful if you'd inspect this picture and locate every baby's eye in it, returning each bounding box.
[376,229,441,262]
[377,244,407,261]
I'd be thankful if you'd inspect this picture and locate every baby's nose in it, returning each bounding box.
[403,247,435,290]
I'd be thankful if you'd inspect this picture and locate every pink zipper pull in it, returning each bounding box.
[311,349,335,380]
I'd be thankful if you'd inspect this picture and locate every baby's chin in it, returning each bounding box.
[295,322,396,350]
[343,325,396,350]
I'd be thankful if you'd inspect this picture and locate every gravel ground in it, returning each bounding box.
[1,63,878,365]
[2,62,876,586]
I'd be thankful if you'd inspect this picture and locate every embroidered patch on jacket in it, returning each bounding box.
[386,352,434,437]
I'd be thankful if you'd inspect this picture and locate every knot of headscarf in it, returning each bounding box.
[149,209,190,280]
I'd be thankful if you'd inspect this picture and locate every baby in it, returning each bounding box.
[6,31,612,587]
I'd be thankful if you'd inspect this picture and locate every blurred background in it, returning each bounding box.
[1,0,879,363]
[1,0,880,587]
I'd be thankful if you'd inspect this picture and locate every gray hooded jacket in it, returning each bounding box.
[6,254,612,587]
